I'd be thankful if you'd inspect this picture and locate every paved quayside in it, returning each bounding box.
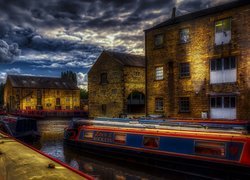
[0,132,93,180]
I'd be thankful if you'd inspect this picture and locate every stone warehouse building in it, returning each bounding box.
[88,51,145,118]
[145,0,250,120]
[4,75,80,111]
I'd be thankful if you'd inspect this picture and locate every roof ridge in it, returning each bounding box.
[145,0,250,31]
[105,50,144,57]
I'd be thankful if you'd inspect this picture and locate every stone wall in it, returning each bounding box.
[146,4,250,119]
[4,80,80,111]
[88,52,146,118]
[88,52,124,118]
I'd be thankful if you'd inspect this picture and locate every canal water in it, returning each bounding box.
[34,118,208,180]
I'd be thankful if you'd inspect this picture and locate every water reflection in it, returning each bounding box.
[33,119,196,180]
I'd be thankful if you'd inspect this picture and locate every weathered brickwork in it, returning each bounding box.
[4,76,80,111]
[145,2,250,119]
[88,51,145,118]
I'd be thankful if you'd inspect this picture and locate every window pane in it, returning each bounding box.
[101,73,108,84]
[224,58,230,70]
[155,98,163,111]
[231,97,236,108]
[211,60,216,71]
[211,97,216,108]
[215,20,223,32]
[230,57,236,69]
[179,97,190,112]
[101,104,107,114]
[195,141,225,157]
[84,131,93,139]
[180,28,190,43]
[216,97,222,108]
[216,59,222,70]
[114,133,126,144]
[180,63,190,77]
[143,136,160,148]
[154,34,164,47]
[155,66,163,80]
[56,98,60,105]
[224,97,230,108]
[223,18,231,31]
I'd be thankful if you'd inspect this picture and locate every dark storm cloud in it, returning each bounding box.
[0,0,234,65]
[0,0,175,30]
[0,39,21,63]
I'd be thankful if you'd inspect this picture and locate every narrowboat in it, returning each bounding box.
[64,118,250,177]
[0,116,40,142]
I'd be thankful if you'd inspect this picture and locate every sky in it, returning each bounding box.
[0,0,233,88]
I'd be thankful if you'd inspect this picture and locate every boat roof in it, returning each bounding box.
[72,117,250,135]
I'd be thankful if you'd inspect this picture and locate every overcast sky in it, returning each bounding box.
[0,0,233,88]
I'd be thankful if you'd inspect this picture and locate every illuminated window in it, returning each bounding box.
[26,97,31,102]
[84,131,93,140]
[114,133,126,144]
[154,34,164,48]
[143,136,160,148]
[100,73,108,84]
[180,63,190,77]
[215,18,231,45]
[180,28,190,43]
[155,98,163,111]
[155,66,163,80]
[195,141,225,157]
[179,97,190,112]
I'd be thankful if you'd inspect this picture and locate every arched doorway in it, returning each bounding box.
[127,91,145,114]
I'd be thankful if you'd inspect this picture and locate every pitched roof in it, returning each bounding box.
[7,75,78,90]
[145,0,250,32]
[105,51,145,67]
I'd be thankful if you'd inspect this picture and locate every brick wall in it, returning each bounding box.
[146,4,250,119]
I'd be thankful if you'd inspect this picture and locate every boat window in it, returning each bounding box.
[114,133,126,144]
[84,131,93,140]
[143,136,160,148]
[195,141,225,157]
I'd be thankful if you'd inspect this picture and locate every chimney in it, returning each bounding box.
[171,7,176,19]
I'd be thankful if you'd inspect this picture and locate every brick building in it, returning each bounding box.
[4,75,80,111]
[88,51,145,118]
[145,1,250,120]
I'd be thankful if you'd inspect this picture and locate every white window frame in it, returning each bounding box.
[210,57,236,84]
[215,18,231,45]
[210,96,236,119]
[155,66,164,80]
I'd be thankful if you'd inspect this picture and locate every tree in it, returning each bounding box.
[61,70,77,85]
[0,83,4,107]
[80,89,88,100]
